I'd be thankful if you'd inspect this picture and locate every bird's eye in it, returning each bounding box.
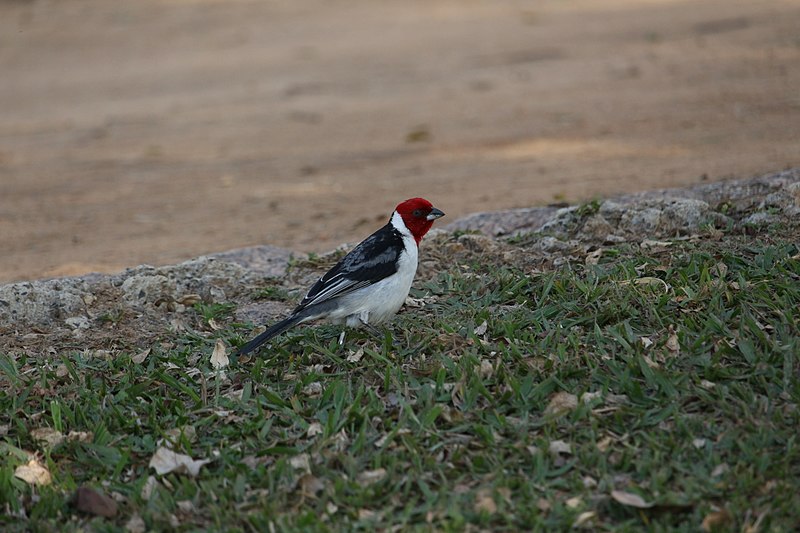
[412,209,423,217]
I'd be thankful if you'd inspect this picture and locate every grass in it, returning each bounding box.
[1,225,799,531]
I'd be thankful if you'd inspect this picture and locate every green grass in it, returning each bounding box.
[1,229,799,531]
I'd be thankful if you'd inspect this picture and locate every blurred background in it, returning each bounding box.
[1,0,798,283]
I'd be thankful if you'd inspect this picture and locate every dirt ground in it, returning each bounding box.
[1,0,798,283]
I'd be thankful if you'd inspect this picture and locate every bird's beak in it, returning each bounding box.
[427,207,445,221]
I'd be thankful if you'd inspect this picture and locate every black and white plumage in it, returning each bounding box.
[236,198,444,355]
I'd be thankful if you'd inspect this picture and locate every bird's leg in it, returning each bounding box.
[358,318,401,348]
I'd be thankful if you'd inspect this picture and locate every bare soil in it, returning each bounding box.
[1,0,798,283]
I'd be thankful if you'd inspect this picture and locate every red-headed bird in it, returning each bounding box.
[237,198,445,355]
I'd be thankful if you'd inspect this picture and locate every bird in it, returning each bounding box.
[236,197,445,355]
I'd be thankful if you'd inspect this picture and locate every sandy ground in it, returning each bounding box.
[1,0,798,283]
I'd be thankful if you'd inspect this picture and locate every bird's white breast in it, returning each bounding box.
[330,210,418,326]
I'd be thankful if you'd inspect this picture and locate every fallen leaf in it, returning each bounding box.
[208,318,222,331]
[55,364,70,378]
[71,486,118,518]
[536,498,551,512]
[711,463,729,477]
[549,440,572,456]
[545,392,578,417]
[289,453,311,472]
[30,427,65,449]
[585,248,603,265]
[358,509,378,520]
[165,425,197,445]
[346,348,364,363]
[582,476,598,488]
[473,320,488,336]
[619,277,670,293]
[141,476,159,500]
[177,294,202,306]
[566,496,582,509]
[701,508,732,531]
[132,348,150,365]
[298,473,325,496]
[303,382,323,396]
[580,391,602,404]
[307,422,323,437]
[149,447,211,477]
[474,489,497,514]
[357,468,387,486]
[14,458,51,486]
[572,510,597,528]
[666,326,680,354]
[693,438,707,449]
[640,336,654,349]
[176,500,195,514]
[596,436,613,452]
[643,354,660,369]
[125,513,146,533]
[479,360,494,379]
[611,489,653,508]
[210,339,229,370]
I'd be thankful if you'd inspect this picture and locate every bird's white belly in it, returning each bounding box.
[329,242,418,326]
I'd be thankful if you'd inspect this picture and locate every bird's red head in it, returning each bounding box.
[394,197,445,244]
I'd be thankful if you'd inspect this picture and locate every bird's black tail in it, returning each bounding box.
[236,314,304,356]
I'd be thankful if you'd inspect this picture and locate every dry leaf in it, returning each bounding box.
[640,336,654,349]
[357,468,387,486]
[545,392,578,417]
[289,453,311,472]
[701,509,732,531]
[611,489,653,508]
[14,458,52,486]
[176,500,195,514]
[132,348,150,365]
[71,486,118,518]
[165,425,197,445]
[693,438,707,449]
[56,364,70,378]
[30,427,65,449]
[585,248,603,265]
[474,489,497,514]
[210,339,229,370]
[307,422,323,437]
[177,294,202,306]
[536,498,551,512]
[125,513,146,533]
[566,496,583,509]
[149,447,211,477]
[479,360,494,379]
[303,382,323,397]
[473,320,488,336]
[358,509,378,520]
[572,511,597,528]
[208,318,222,331]
[596,436,613,452]
[582,476,598,488]
[643,354,660,369]
[619,277,670,293]
[666,326,680,354]
[711,463,729,477]
[347,348,364,363]
[580,391,602,404]
[141,476,159,501]
[549,440,572,456]
[66,430,93,442]
[298,473,325,496]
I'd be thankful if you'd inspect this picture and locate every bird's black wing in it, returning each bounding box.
[293,223,404,312]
